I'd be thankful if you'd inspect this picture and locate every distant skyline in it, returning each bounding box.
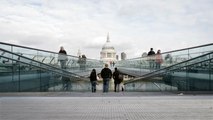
[0,0,213,59]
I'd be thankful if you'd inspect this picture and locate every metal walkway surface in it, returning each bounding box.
[0,92,213,120]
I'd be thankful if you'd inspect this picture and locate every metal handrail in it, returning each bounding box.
[0,42,101,61]
[0,48,88,79]
[120,43,213,61]
[124,51,213,85]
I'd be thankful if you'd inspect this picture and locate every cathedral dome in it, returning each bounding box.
[102,34,115,52]
[102,41,115,50]
[100,33,116,64]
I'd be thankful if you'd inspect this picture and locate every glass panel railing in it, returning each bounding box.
[117,43,213,74]
[0,48,91,92]
[124,52,213,91]
[165,53,213,91]
[124,80,178,92]
[0,42,103,75]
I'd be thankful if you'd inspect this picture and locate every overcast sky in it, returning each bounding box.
[0,0,213,59]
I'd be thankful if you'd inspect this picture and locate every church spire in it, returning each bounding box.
[107,32,110,42]
[77,49,81,57]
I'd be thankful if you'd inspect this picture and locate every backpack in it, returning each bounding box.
[118,74,123,83]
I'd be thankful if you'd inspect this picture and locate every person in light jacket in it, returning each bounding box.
[58,46,68,69]
[155,50,163,69]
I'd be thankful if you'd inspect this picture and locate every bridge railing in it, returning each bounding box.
[0,42,103,74]
[116,43,213,73]
[0,48,93,92]
[124,51,213,91]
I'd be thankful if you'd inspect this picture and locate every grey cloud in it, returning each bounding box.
[84,44,102,49]
[0,0,213,59]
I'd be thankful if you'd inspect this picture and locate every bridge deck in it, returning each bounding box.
[1,92,213,120]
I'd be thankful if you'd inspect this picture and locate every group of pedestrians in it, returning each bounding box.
[58,46,123,93]
[58,46,162,92]
[90,64,123,93]
[147,48,163,70]
[78,55,87,70]
[58,46,87,70]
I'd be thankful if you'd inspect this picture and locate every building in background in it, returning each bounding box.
[100,33,116,65]
[121,52,127,60]
[116,55,119,60]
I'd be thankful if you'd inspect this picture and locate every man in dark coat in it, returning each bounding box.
[101,64,112,93]
[147,48,156,69]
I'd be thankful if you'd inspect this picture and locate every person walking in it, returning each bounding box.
[58,46,68,69]
[101,64,112,93]
[147,48,156,70]
[113,67,121,92]
[155,50,163,69]
[90,69,97,93]
[82,54,87,70]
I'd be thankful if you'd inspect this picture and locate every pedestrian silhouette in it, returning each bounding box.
[101,64,112,93]
[113,67,122,92]
[147,48,156,70]
[90,69,97,93]
[58,46,68,69]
